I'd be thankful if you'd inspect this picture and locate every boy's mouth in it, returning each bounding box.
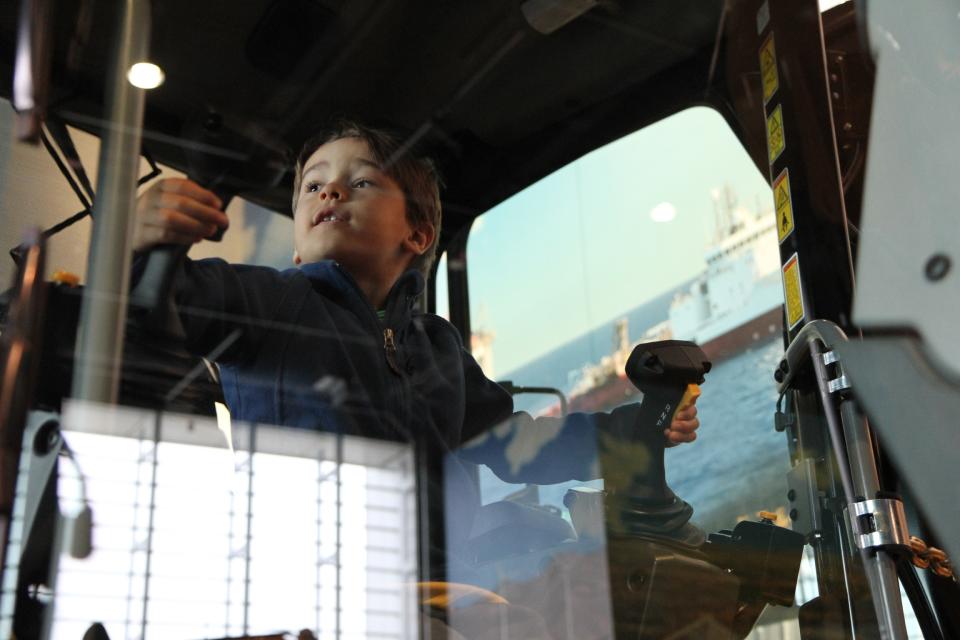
[312,208,349,226]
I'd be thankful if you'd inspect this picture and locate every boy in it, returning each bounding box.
[133,120,699,493]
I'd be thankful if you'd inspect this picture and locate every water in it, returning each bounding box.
[665,338,789,532]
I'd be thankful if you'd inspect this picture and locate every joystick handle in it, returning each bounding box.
[625,340,711,434]
[602,340,712,542]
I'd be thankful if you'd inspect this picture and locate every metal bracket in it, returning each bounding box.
[821,351,850,393]
[828,375,850,393]
[787,457,822,536]
[848,498,910,551]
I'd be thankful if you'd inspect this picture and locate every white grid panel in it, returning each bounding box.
[45,401,418,640]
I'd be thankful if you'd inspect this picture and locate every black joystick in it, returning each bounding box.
[602,340,711,543]
[625,340,711,433]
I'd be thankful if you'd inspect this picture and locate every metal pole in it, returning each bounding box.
[838,399,910,639]
[72,0,151,402]
[810,341,909,640]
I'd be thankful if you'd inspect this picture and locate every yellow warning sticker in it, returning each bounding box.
[773,168,795,243]
[760,33,779,104]
[782,253,805,329]
[766,104,785,165]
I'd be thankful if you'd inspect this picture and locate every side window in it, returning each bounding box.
[465,106,799,625]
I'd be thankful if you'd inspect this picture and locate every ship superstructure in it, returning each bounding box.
[540,187,784,415]
[669,187,782,360]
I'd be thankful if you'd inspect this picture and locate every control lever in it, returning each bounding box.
[129,112,287,335]
[603,340,711,541]
[625,339,711,435]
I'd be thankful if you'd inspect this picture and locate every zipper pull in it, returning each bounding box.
[384,328,403,375]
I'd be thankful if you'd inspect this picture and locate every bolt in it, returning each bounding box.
[843,122,853,131]
[627,571,646,592]
[788,489,797,501]
[790,508,799,521]
[925,254,951,281]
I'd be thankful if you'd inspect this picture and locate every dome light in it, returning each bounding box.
[127,62,165,89]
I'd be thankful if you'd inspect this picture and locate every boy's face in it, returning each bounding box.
[293,137,418,278]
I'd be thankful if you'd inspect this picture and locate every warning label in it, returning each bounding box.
[766,104,786,165]
[773,168,794,243]
[760,33,779,104]
[782,253,805,330]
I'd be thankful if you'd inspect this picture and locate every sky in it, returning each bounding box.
[437,106,773,376]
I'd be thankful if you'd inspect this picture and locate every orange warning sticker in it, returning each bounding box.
[781,253,805,329]
[773,168,794,243]
[760,33,779,104]
[766,104,786,165]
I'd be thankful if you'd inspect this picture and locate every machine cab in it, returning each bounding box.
[0,0,957,638]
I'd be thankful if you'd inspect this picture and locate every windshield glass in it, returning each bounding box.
[460,105,804,637]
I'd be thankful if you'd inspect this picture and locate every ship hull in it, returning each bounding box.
[560,305,784,415]
[697,305,782,363]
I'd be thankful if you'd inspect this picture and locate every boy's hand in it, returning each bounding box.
[133,178,228,252]
[664,402,699,446]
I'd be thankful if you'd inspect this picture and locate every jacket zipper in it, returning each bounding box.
[383,328,403,375]
[326,262,412,434]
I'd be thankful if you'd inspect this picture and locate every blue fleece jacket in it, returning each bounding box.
[168,257,643,485]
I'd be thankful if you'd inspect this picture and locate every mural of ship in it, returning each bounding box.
[547,187,784,416]
[668,186,783,362]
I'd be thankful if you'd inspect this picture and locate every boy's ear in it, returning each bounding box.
[293,250,302,265]
[404,222,436,257]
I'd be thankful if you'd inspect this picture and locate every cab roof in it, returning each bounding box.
[0,0,725,241]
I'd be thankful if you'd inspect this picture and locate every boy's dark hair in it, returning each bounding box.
[292,120,442,278]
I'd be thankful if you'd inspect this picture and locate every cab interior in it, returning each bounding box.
[0,0,957,639]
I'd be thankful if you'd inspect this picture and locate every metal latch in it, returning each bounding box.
[848,498,910,551]
[821,350,850,393]
[828,375,850,393]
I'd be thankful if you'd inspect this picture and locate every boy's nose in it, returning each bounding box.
[321,183,344,200]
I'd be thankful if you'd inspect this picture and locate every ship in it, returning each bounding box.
[667,186,783,363]
[546,187,784,416]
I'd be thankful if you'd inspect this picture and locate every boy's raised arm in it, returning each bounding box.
[131,177,288,363]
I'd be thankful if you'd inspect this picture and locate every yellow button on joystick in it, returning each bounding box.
[52,270,80,287]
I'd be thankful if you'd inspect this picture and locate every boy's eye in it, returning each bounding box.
[305,181,323,193]
[352,178,372,188]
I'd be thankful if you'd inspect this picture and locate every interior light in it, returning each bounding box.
[127,62,165,89]
[650,202,676,223]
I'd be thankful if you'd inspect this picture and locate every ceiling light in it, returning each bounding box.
[127,62,165,89]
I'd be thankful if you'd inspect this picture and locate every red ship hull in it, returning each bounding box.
[548,306,784,416]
